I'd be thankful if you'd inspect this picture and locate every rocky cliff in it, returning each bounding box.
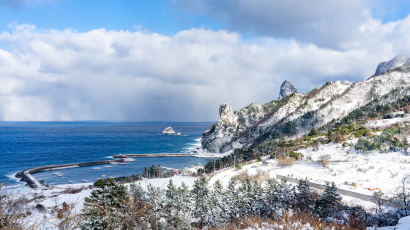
[202,57,410,153]
[278,80,298,99]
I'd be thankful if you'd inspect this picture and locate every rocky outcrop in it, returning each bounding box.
[278,80,298,99]
[162,127,176,135]
[202,57,410,153]
[374,55,410,76]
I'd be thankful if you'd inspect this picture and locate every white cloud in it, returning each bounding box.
[174,0,410,50]
[0,19,408,121]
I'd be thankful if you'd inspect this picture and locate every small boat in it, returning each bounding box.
[91,167,101,170]
[53,172,63,177]
[82,179,87,182]
[68,180,72,184]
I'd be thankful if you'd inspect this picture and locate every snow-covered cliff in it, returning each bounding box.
[201,57,410,153]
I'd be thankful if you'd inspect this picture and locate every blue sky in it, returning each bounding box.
[0,0,409,121]
[0,0,408,34]
[0,0,221,34]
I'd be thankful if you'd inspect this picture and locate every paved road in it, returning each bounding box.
[276,175,396,207]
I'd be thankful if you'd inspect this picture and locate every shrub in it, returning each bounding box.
[234,170,269,182]
[35,203,46,212]
[289,151,304,160]
[277,157,296,167]
[235,163,242,170]
[319,154,331,167]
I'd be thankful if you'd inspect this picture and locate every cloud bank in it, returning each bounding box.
[0,0,410,121]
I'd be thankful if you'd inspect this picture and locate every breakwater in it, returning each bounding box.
[15,159,125,189]
[15,153,199,189]
[112,153,196,158]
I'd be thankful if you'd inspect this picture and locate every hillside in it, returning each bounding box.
[202,56,410,153]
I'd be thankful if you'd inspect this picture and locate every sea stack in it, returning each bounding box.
[162,127,177,135]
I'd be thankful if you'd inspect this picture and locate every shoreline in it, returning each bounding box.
[14,152,222,189]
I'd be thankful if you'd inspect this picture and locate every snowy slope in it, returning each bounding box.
[202,57,410,153]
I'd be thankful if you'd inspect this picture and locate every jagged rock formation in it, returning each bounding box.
[278,80,298,99]
[162,127,176,135]
[202,56,410,153]
[374,55,410,76]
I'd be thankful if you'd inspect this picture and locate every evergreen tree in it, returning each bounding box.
[191,176,211,227]
[295,178,315,213]
[165,180,193,229]
[125,183,150,229]
[250,181,267,217]
[146,184,166,229]
[82,178,127,229]
[264,178,282,218]
[314,182,342,218]
[208,180,227,226]
[237,179,253,217]
[225,178,240,220]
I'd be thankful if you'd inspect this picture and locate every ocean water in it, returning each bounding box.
[0,122,213,188]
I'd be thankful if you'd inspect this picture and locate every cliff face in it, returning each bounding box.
[201,57,410,153]
[278,80,298,99]
[374,55,410,76]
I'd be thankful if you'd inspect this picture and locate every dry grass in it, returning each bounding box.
[277,157,296,167]
[60,186,87,194]
[234,170,269,182]
[211,211,359,230]
[319,154,331,167]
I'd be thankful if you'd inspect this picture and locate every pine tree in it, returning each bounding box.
[264,178,281,218]
[250,181,267,217]
[314,182,342,218]
[146,184,166,229]
[237,179,253,217]
[225,178,240,220]
[191,176,211,227]
[295,178,315,213]
[208,180,227,227]
[165,180,193,229]
[125,183,150,229]
[82,178,128,229]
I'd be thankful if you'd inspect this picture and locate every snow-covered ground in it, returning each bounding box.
[369,215,410,230]
[7,175,198,229]
[365,114,410,128]
[209,143,409,209]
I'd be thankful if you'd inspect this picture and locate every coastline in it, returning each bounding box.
[14,151,220,189]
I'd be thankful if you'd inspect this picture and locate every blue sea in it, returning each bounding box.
[0,122,213,188]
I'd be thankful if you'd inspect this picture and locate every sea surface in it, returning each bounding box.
[0,122,213,188]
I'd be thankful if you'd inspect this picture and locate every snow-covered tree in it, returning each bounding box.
[191,176,212,227]
[314,182,342,218]
[225,178,240,220]
[82,178,127,229]
[125,183,150,229]
[146,184,166,229]
[295,178,315,213]
[249,181,267,217]
[207,180,226,227]
[165,180,193,229]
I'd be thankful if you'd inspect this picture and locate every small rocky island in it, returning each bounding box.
[162,127,181,135]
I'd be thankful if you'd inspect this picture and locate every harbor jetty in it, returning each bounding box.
[15,159,124,189]
[112,153,196,158]
[15,153,198,189]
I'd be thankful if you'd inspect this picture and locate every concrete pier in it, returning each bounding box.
[15,153,199,189]
[15,159,124,189]
[112,153,196,158]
